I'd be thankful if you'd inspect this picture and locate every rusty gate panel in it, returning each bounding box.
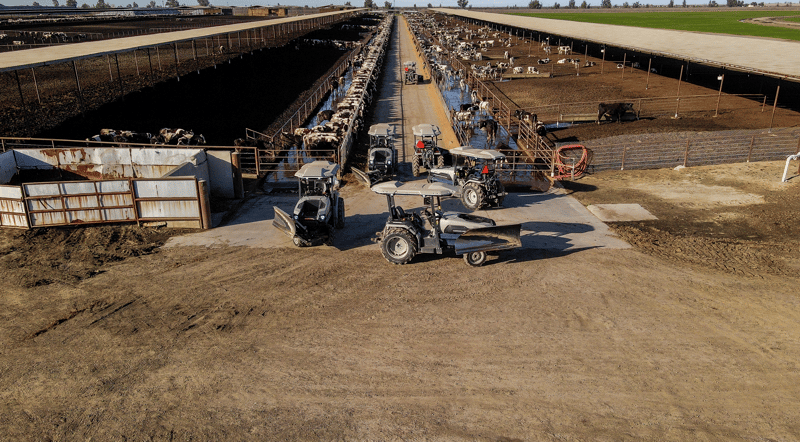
[24,180,137,227]
[0,185,29,228]
[133,178,202,227]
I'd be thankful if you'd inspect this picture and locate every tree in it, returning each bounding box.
[165,0,178,6]
[132,1,137,6]
[457,0,468,7]
[428,2,432,5]
[631,1,639,6]
[345,0,351,4]
[668,0,674,6]
[196,0,208,5]
[32,1,40,5]
[364,0,374,7]
[66,0,77,5]
[81,2,89,7]
[94,0,105,7]
[622,1,629,6]
[52,0,59,6]
[726,0,736,5]
[528,0,541,7]
[580,0,588,7]
[553,1,560,7]
[568,0,575,6]
[708,0,717,5]
[601,0,611,7]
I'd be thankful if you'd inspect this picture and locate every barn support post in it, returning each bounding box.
[762,95,767,112]
[768,85,780,133]
[232,151,244,199]
[173,43,180,81]
[31,68,41,105]
[197,179,212,230]
[621,53,626,81]
[106,54,113,81]
[156,46,162,71]
[714,73,724,117]
[71,60,84,112]
[645,58,652,90]
[146,48,154,83]
[114,53,124,98]
[205,37,209,56]
[601,48,605,74]
[134,50,140,76]
[227,33,232,51]
[192,39,197,61]
[13,70,25,109]
[746,135,755,162]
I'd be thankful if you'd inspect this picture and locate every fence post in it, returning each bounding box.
[198,179,212,230]
[231,151,244,199]
[768,85,780,133]
[747,136,755,162]
[621,146,626,171]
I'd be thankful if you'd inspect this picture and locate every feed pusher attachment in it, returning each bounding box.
[454,224,522,255]
[272,206,297,239]
[352,167,383,187]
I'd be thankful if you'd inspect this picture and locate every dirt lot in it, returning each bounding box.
[2,14,800,442]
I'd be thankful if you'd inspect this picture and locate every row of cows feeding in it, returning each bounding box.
[87,128,206,145]
[280,14,393,162]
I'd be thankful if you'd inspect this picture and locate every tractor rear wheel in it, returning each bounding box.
[461,182,485,211]
[411,155,421,177]
[436,154,445,168]
[495,182,505,207]
[336,197,345,229]
[463,251,487,267]
[381,228,417,265]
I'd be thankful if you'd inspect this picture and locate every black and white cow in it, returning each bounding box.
[597,102,636,124]
[316,109,334,125]
[478,119,498,145]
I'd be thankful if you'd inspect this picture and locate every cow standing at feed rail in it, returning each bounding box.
[317,109,334,125]
[478,119,498,146]
[597,103,636,124]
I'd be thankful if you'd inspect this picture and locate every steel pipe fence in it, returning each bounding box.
[584,129,800,172]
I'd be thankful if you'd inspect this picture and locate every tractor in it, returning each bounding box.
[403,61,419,84]
[411,123,446,177]
[272,161,345,247]
[372,180,521,266]
[353,123,398,186]
[427,146,507,211]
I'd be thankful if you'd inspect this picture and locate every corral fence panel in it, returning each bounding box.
[583,129,800,172]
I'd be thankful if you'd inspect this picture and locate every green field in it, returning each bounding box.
[512,11,800,41]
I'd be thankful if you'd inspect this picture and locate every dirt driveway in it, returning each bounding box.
[1,16,800,442]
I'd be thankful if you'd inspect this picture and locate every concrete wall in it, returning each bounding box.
[206,150,234,199]
[0,151,17,185]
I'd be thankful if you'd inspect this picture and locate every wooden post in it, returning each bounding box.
[134,49,140,76]
[714,74,724,117]
[645,58,652,90]
[768,85,780,133]
[621,53,626,81]
[198,179,212,230]
[683,139,690,167]
[107,54,113,81]
[601,48,605,75]
[746,135,755,162]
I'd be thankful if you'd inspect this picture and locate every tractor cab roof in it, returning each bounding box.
[294,160,340,179]
[449,146,506,161]
[412,124,441,138]
[372,180,457,197]
[368,123,396,138]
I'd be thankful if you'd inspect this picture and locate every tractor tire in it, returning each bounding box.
[381,228,418,265]
[336,197,345,229]
[436,154,445,169]
[463,251,487,267]
[325,227,336,247]
[412,155,421,177]
[461,182,485,211]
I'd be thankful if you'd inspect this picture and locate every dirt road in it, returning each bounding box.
[2,16,800,442]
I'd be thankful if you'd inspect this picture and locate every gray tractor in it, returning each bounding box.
[427,146,507,211]
[371,180,521,266]
[353,123,398,186]
[411,123,446,177]
[403,61,419,84]
[272,161,345,247]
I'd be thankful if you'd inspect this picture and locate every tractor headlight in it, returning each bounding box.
[293,214,299,220]
[320,215,326,221]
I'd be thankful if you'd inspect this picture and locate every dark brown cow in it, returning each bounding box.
[597,102,636,124]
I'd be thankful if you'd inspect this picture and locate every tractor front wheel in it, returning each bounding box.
[381,228,418,265]
[336,197,345,229]
[411,155,421,177]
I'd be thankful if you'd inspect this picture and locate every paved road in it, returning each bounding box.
[166,17,629,254]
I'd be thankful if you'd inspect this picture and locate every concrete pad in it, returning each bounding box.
[587,204,658,222]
